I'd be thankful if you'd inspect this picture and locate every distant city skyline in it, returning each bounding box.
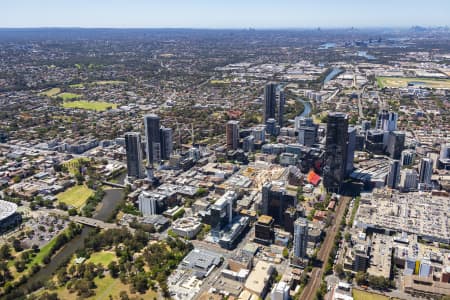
[1,0,449,28]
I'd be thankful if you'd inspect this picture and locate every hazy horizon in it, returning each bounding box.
[1,0,449,29]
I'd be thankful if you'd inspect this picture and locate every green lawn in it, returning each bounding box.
[69,83,85,88]
[92,80,127,85]
[57,185,94,209]
[28,234,58,267]
[58,92,82,101]
[56,274,158,300]
[62,100,117,111]
[62,157,89,175]
[39,88,61,97]
[87,251,116,266]
[353,289,389,300]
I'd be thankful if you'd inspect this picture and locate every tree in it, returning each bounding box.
[344,232,351,242]
[119,291,129,300]
[334,264,344,278]
[0,244,11,260]
[68,208,78,216]
[108,261,119,278]
[12,238,23,252]
[282,247,289,259]
[355,271,367,286]
[134,273,149,293]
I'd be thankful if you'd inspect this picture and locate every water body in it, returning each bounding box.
[357,51,376,60]
[324,68,342,84]
[17,188,124,293]
[318,42,336,49]
[298,98,312,117]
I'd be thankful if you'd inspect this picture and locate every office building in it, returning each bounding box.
[293,217,308,259]
[226,120,240,150]
[294,116,314,131]
[251,126,266,143]
[400,169,418,192]
[138,191,167,216]
[124,132,145,179]
[298,126,316,146]
[277,88,285,127]
[323,112,349,193]
[271,281,290,300]
[260,182,296,226]
[401,149,415,167]
[254,215,275,245]
[160,127,173,160]
[440,143,450,160]
[438,143,450,170]
[361,120,371,131]
[387,160,401,189]
[346,127,356,175]
[419,157,433,185]
[376,110,398,132]
[366,129,385,154]
[243,135,255,152]
[265,118,277,136]
[387,131,405,160]
[355,133,366,151]
[144,114,161,165]
[263,83,277,122]
[202,191,236,230]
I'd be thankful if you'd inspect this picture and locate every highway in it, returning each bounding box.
[300,196,351,300]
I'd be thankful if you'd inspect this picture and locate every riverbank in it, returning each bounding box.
[6,188,124,299]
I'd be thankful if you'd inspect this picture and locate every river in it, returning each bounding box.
[16,186,125,294]
[298,98,312,117]
[324,68,342,84]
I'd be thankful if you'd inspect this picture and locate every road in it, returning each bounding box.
[357,85,366,119]
[300,196,351,300]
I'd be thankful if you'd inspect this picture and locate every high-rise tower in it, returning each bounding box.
[124,132,145,179]
[293,217,308,259]
[226,120,240,150]
[144,114,161,165]
[419,157,433,185]
[323,112,349,193]
[263,83,277,122]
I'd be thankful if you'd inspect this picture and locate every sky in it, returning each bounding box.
[1,0,449,28]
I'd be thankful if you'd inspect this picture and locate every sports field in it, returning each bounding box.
[57,92,82,100]
[56,185,94,208]
[377,77,450,89]
[39,88,61,97]
[62,100,117,111]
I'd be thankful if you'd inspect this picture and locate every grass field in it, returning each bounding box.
[39,88,61,97]
[62,157,89,175]
[92,80,127,85]
[87,251,116,266]
[69,83,85,88]
[70,81,126,88]
[353,289,389,300]
[56,274,158,300]
[57,92,82,101]
[377,76,450,89]
[56,185,94,208]
[62,100,117,111]
[210,79,231,84]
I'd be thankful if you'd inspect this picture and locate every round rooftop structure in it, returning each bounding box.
[0,200,18,222]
